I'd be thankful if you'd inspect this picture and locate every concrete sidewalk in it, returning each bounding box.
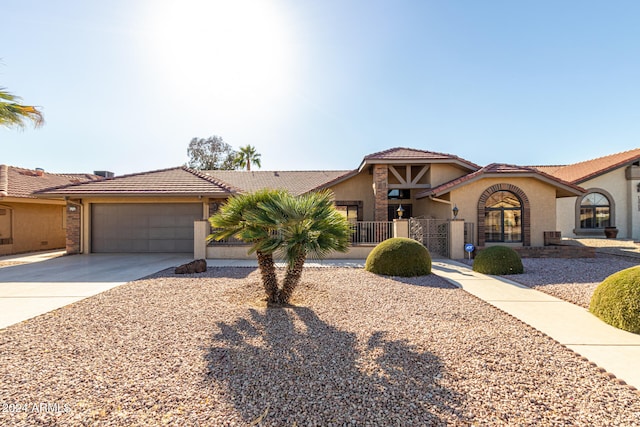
[432,260,640,391]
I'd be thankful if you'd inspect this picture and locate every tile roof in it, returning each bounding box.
[361,147,481,171]
[532,148,640,184]
[35,167,235,197]
[417,163,584,199]
[0,165,101,199]
[205,170,355,196]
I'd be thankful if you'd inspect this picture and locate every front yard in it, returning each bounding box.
[1,261,639,426]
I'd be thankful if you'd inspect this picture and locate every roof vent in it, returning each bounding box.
[94,170,115,178]
[35,168,44,177]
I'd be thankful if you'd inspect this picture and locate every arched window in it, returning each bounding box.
[484,190,522,242]
[580,192,610,229]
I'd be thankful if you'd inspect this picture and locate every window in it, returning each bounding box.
[484,191,522,242]
[580,193,610,229]
[0,206,12,245]
[336,205,359,222]
[388,189,410,199]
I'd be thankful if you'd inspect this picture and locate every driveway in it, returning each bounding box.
[0,253,191,329]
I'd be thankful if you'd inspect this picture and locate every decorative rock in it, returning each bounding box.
[174,259,207,274]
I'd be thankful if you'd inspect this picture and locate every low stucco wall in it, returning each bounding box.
[206,245,374,260]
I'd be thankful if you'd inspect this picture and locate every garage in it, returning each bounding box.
[91,203,203,253]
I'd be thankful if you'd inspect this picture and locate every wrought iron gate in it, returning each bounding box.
[409,218,450,258]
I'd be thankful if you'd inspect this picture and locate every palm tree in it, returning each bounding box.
[253,190,353,304]
[208,189,284,302]
[209,189,352,305]
[0,87,44,129]
[234,145,262,171]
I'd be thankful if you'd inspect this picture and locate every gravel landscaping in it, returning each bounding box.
[1,266,640,426]
[507,254,639,308]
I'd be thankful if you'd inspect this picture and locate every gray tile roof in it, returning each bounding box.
[205,170,355,196]
[35,167,234,197]
[0,165,101,199]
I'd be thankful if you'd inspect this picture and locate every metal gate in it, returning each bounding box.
[409,218,450,258]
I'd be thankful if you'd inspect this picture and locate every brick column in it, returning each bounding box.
[66,203,81,254]
[373,165,388,221]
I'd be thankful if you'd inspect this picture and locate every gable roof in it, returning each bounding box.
[205,170,355,196]
[359,147,481,172]
[532,148,640,184]
[0,165,101,199]
[416,163,584,199]
[35,167,235,197]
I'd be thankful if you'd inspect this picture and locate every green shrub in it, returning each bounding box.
[590,266,640,334]
[365,237,431,277]
[472,245,523,275]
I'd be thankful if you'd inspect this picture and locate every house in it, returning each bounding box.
[535,148,640,240]
[0,165,100,255]
[36,147,585,259]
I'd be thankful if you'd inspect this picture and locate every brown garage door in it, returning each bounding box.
[91,203,202,253]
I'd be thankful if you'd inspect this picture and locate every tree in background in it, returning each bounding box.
[0,87,44,129]
[187,135,238,170]
[234,144,262,171]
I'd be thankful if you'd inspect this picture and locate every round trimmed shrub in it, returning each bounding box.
[365,237,431,277]
[590,266,640,333]
[472,245,523,275]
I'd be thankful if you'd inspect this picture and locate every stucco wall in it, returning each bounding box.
[0,201,66,255]
[579,168,630,238]
[329,171,376,221]
[555,168,637,239]
[430,164,470,187]
[449,177,558,247]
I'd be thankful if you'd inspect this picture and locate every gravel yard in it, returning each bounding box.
[507,254,639,308]
[1,266,640,426]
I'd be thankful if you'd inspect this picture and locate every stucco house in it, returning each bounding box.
[536,149,640,240]
[0,165,99,255]
[36,147,585,259]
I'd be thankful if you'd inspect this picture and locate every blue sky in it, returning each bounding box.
[2,1,639,175]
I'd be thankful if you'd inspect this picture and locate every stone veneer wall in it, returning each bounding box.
[373,165,388,221]
[66,203,81,254]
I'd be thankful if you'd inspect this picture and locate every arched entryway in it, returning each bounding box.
[477,184,531,247]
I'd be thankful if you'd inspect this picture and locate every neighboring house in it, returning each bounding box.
[535,148,640,240]
[0,165,100,255]
[36,148,584,258]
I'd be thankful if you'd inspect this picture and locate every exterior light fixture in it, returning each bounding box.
[452,204,459,219]
[397,204,404,219]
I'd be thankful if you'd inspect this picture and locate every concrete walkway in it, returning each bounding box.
[432,260,640,391]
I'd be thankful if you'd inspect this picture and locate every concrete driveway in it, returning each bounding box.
[0,253,192,329]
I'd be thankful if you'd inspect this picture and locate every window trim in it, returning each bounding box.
[573,188,615,235]
[477,183,530,247]
[484,190,523,243]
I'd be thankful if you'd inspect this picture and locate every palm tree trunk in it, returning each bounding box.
[278,254,306,304]
[256,251,279,303]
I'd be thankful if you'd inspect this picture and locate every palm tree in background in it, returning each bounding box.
[0,87,44,129]
[234,144,262,171]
